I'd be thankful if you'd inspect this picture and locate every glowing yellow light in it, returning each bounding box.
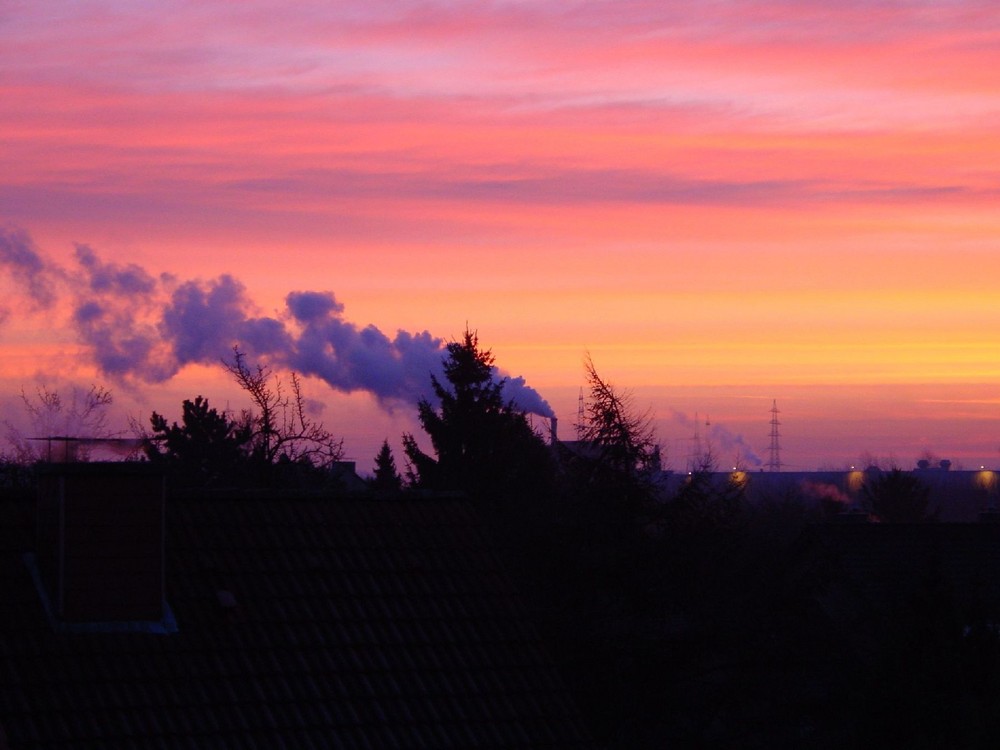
[975,470,997,493]
[847,470,865,493]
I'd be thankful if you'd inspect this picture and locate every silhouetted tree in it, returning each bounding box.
[403,328,552,500]
[666,464,747,536]
[224,346,343,472]
[570,355,660,508]
[862,469,932,522]
[147,395,250,486]
[401,432,439,488]
[370,438,402,494]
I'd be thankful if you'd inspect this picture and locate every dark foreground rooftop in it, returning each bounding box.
[0,482,593,749]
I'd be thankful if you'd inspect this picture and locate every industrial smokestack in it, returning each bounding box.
[550,416,558,446]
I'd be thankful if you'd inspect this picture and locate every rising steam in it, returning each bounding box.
[671,409,763,467]
[0,228,554,417]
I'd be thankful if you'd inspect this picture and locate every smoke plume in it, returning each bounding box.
[799,480,851,507]
[0,228,554,417]
[0,226,58,310]
[671,409,763,467]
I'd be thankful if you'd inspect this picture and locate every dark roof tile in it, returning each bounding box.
[0,492,593,749]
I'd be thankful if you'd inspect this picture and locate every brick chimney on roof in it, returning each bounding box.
[36,463,166,623]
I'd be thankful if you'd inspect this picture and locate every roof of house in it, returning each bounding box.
[0,482,594,749]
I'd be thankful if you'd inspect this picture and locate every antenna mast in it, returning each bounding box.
[576,387,586,440]
[768,399,782,472]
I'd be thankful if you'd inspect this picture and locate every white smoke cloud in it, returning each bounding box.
[0,227,554,417]
[671,409,763,467]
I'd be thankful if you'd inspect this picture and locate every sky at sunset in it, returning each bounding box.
[4,1,1000,471]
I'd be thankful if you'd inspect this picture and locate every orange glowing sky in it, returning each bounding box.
[3,1,1000,470]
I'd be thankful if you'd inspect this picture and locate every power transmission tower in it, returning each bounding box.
[690,412,701,471]
[768,400,782,472]
[704,414,712,466]
[576,387,585,440]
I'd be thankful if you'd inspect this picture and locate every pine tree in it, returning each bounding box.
[572,355,661,509]
[147,396,251,486]
[370,438,402,494]
[403,328,552,500]
[579,354,658,475]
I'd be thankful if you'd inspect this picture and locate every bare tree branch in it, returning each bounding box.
[223,346,343,469]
